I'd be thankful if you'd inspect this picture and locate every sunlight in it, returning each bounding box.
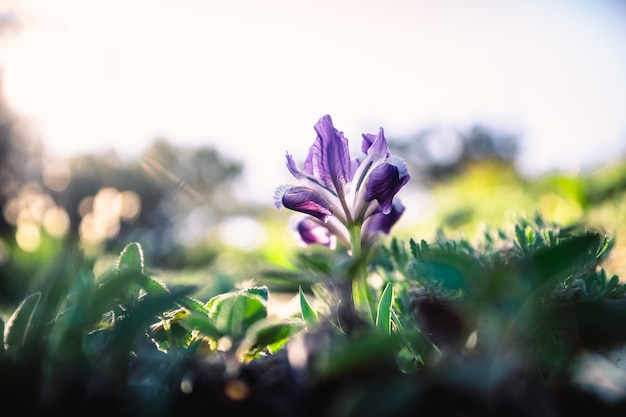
[15,221,40,252]
[119,190,141,221]
[42,206,70,238]
[1,1,624,202]
[42,160,71,192]
[218,216,266,250]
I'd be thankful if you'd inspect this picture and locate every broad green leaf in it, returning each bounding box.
[4,292,41,355]
[179,309,222,340]
[375,283,394,335]
[207,288,268,339]
[244,286,269,302]
[528,232,601,284]
[299,286,318,328]
[107,292,181,367]
[414,249,477,292]
[92,270,142,312]
[138,274,170,296]
[237,318,302,360]
[150,322,193,352]
[178,295,211,316]
[116,242,144,276]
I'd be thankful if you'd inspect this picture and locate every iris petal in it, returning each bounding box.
[361,128,389,157]
[365,198,405,235]
[304,115,353,191]
[364,156,410,214]
[286,152,301,177]
[281,186,332,222]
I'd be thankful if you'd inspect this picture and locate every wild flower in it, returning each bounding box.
[275,115,410,255]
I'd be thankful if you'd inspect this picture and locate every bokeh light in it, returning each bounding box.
[42,160,71,192]
[218,216,266,250]
[77,187,142,246]
[42,206,70,238]
[119,190,141,221]
[2,182,71,251]
[15,221,40,252]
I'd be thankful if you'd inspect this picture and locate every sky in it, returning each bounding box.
[1,0,626,203]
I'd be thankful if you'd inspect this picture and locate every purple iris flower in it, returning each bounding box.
[275,115,410,249]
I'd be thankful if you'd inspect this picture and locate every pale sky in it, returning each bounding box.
[1,0,626,203]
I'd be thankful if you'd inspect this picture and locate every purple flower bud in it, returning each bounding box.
[364,155,410,214]
[281,186,332,222]
[294,217,336,248]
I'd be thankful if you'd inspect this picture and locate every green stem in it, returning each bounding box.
[349,224,374,325]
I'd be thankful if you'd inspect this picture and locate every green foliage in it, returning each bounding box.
[0,241,303,414]
[2,213,626,415]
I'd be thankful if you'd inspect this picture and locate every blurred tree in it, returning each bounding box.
[390,123,518,184]
[0,79,44,236]
[0,73,46,306]
[49,138,245,267]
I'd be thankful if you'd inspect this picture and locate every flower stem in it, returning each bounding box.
[349,224,374,325]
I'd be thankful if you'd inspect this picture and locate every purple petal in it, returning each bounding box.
[365,199,405,235]
[304,115,353,191]
[364,156,410,214]
[295,217,335,248]
[361,133,376,154]
[281,186,332,222]
[361,128,389,157]
[351,157,362,177]
[285,152,301,177]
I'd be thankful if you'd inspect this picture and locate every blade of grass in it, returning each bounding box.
[4,292,41,354]
[299,286,318,328]
[375,283,394,335]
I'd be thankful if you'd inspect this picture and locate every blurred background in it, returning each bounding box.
[0,0,625,306]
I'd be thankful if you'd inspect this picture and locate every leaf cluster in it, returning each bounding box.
[2,214,626,416]
[0,243,300,415]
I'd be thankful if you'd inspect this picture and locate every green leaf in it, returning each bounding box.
[528,232,601,283]
[515,223,527,252]
[138,274,170,296]
[316,332,401,377]
[414,249,477,292]
[179,309,222,340]
[207,287,268,340]
[150,314,196,351]
[107,292,181,366]
[244,286,269,302]
[237,318,302,360]
[299,286,318,328]
[116,242,145,276]
[4,292,41,355]
[178,295,212,316]
[391,310,440,366]
[375,283,394,335]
